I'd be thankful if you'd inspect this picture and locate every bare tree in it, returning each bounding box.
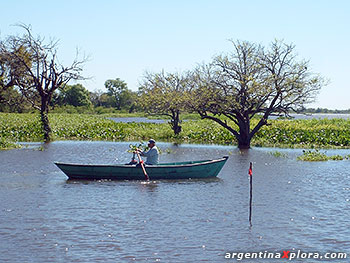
[188,40,326,148]
[139,71,189,135]
[0,24,88,141]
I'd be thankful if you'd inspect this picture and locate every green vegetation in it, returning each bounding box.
[0,30,329,147]
[104,78,137,111]
[253,118,350,148]
[297,150,350,161]
[54,84,92,107]
[139,71,188,135]
[0,137,20,150]
[0,24,87,142]
[186,40,326,149]
[297,150,329,161]
[1,113,350,151]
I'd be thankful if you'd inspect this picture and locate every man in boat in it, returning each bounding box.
[135,139,159,165]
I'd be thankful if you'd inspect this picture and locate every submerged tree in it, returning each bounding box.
[139,71,189,135]
[0,24,87,141]
[189,40,326,148]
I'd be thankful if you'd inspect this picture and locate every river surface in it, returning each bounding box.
[270,113,350,120]
[107,114,350,124]
[107,117,168,124]
[1,141,350,262]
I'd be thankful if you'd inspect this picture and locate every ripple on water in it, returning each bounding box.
[0,142,350,262]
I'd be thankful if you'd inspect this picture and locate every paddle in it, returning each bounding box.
[136,152,150,181]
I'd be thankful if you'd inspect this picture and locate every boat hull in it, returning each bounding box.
[55,156,228,180]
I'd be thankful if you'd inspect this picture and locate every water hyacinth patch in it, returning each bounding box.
[0,113,43,142]
[1,113,350,150]
[297,150,329,161]
[297,149,350,161]
[0,137,20,150]
[253,118,350,148]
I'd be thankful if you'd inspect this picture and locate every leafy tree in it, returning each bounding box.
[0,41,31,112]
[100,93,117,108]
[139,71,189,135]
[105,78,128,110]
[90,90,104,107]
[104,78,138,111]
[90,90,121,110]
[0,86,28,112]
[58,84,92,107]
[120,89,138,113]
[0,24,87,141]
[188,40,326,148]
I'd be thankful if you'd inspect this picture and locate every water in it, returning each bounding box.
[1,141,350,262]
[106,114,350,124]
[271,114,350,120]
[107,117,167,124]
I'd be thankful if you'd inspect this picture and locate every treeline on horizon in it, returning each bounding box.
[299,108,350,114]
[0,25,342,148]
[0,79,142,114]
[1,81,349,115]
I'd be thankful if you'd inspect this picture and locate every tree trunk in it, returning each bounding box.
[40,97,52,142]
[237,118,251,149]
[236,133,251,149]
[170,110,182,135]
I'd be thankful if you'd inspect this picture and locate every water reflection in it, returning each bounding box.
[1,141,350,262]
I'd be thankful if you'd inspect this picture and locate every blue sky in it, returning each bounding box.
[1,0,349,109]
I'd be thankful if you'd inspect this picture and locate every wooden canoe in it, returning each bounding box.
[55,156,228,180]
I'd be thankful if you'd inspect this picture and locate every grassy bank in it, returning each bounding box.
[0,113,350,149]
